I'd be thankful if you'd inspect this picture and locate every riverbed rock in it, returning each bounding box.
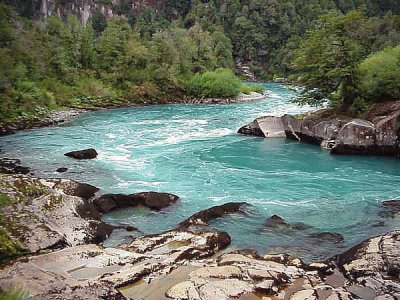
[238,116,286,138]
[306,232,344,244]
[93,191,179,213]
[0,227,232,299]
[0,158,30,174]
[239,101,400,156]
[178,202,249,229]
[56,167,68,173]
[380,200,400,217]
[263,215,310,231]
[64,148,98,159]
[335,230,400,298]
[0,175,110,255]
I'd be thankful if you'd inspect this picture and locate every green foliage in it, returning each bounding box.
[357,44,400,100]
[0,287,33,300]
[240,83,264,95]
[187,68,242,98]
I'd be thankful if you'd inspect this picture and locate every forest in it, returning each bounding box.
[0,0,400,121]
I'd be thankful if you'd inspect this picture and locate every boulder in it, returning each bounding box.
[93,191,179,213]
[0,158,30,174]
[64,148,98,159]
[0,175,111,255]
[178,202,249,229]
[53,179,99,200]
[138,191,179,210]
[56,167,68,173]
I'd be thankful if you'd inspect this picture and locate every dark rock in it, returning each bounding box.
[54,180,99,200]
[56,167,68,173]
[307,232,344,244]
[93,192,179,213]
[178,202,249,229]
[0,158,30,174]
[137,191,179,210]
[64,148,98,159]
[263,215,310,231]
[238,124,266,137]
[379,200,400,217]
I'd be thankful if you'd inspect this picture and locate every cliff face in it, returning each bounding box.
[9,0,166,25]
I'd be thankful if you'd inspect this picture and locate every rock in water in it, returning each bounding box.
[137,191,179,210]
[0,158,30,174]
[178,202,249,229]
[64,148,98,159]
[92,191,179,213]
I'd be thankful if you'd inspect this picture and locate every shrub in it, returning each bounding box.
[357,44,400,101]
[240,83,264,95]
[187,68,242,98]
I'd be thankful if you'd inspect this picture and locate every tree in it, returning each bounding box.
[292,10,367,106]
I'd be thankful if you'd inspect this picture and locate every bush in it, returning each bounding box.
[357,44,400,101]
[240,83,264,95]
[187,68,242,98]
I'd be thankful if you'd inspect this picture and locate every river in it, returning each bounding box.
[1,83,400,261]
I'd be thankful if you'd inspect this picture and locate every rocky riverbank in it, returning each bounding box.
[0,92,267,137]
[1,173,400,299]
[239,100,400,157]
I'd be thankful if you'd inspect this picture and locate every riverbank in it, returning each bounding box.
[0,92,267,136]
[0,173,399,299]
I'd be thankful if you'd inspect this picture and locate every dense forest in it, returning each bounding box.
[0,0,400,121]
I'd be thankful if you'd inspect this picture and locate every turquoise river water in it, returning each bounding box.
[1,83,400,261]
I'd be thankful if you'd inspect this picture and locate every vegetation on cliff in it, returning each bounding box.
[1,0,400,121]
[0,4,261,122]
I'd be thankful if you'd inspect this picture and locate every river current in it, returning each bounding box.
[1,83,400,261]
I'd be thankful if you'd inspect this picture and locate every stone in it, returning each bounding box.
[306,232,344,244]
[138,191,179,210]
[166,281,200,300]
[263,215,310,231]
[199,279,253,299]
[64,148,98,159]
[289,289,316,300]
[331,119,376,155]
[178,202,249,229]
[93,192,179,213]
[255,279,276,294]
[347,285,376,300]
[189,266,242,279]
[56,167,68,173]
[0,175,111,254]
[380,200,400,217]
[53,179,99,200]
[0,158,30,174]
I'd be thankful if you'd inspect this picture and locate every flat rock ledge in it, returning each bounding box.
[1,231,399,299]
[238,100,400,157]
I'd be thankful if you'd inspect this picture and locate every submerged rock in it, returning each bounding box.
[263,215,310,231]
[178,202,249,229]
[306,232,344,244]
[380,200,400,217]
[56,167,68,173]
[64,148,98,159]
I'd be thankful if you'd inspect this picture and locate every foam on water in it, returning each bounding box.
[1,83,400,261]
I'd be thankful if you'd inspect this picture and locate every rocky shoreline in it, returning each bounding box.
[0,92,267,137]
[0,172,399,299]
[239,100,400,157]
